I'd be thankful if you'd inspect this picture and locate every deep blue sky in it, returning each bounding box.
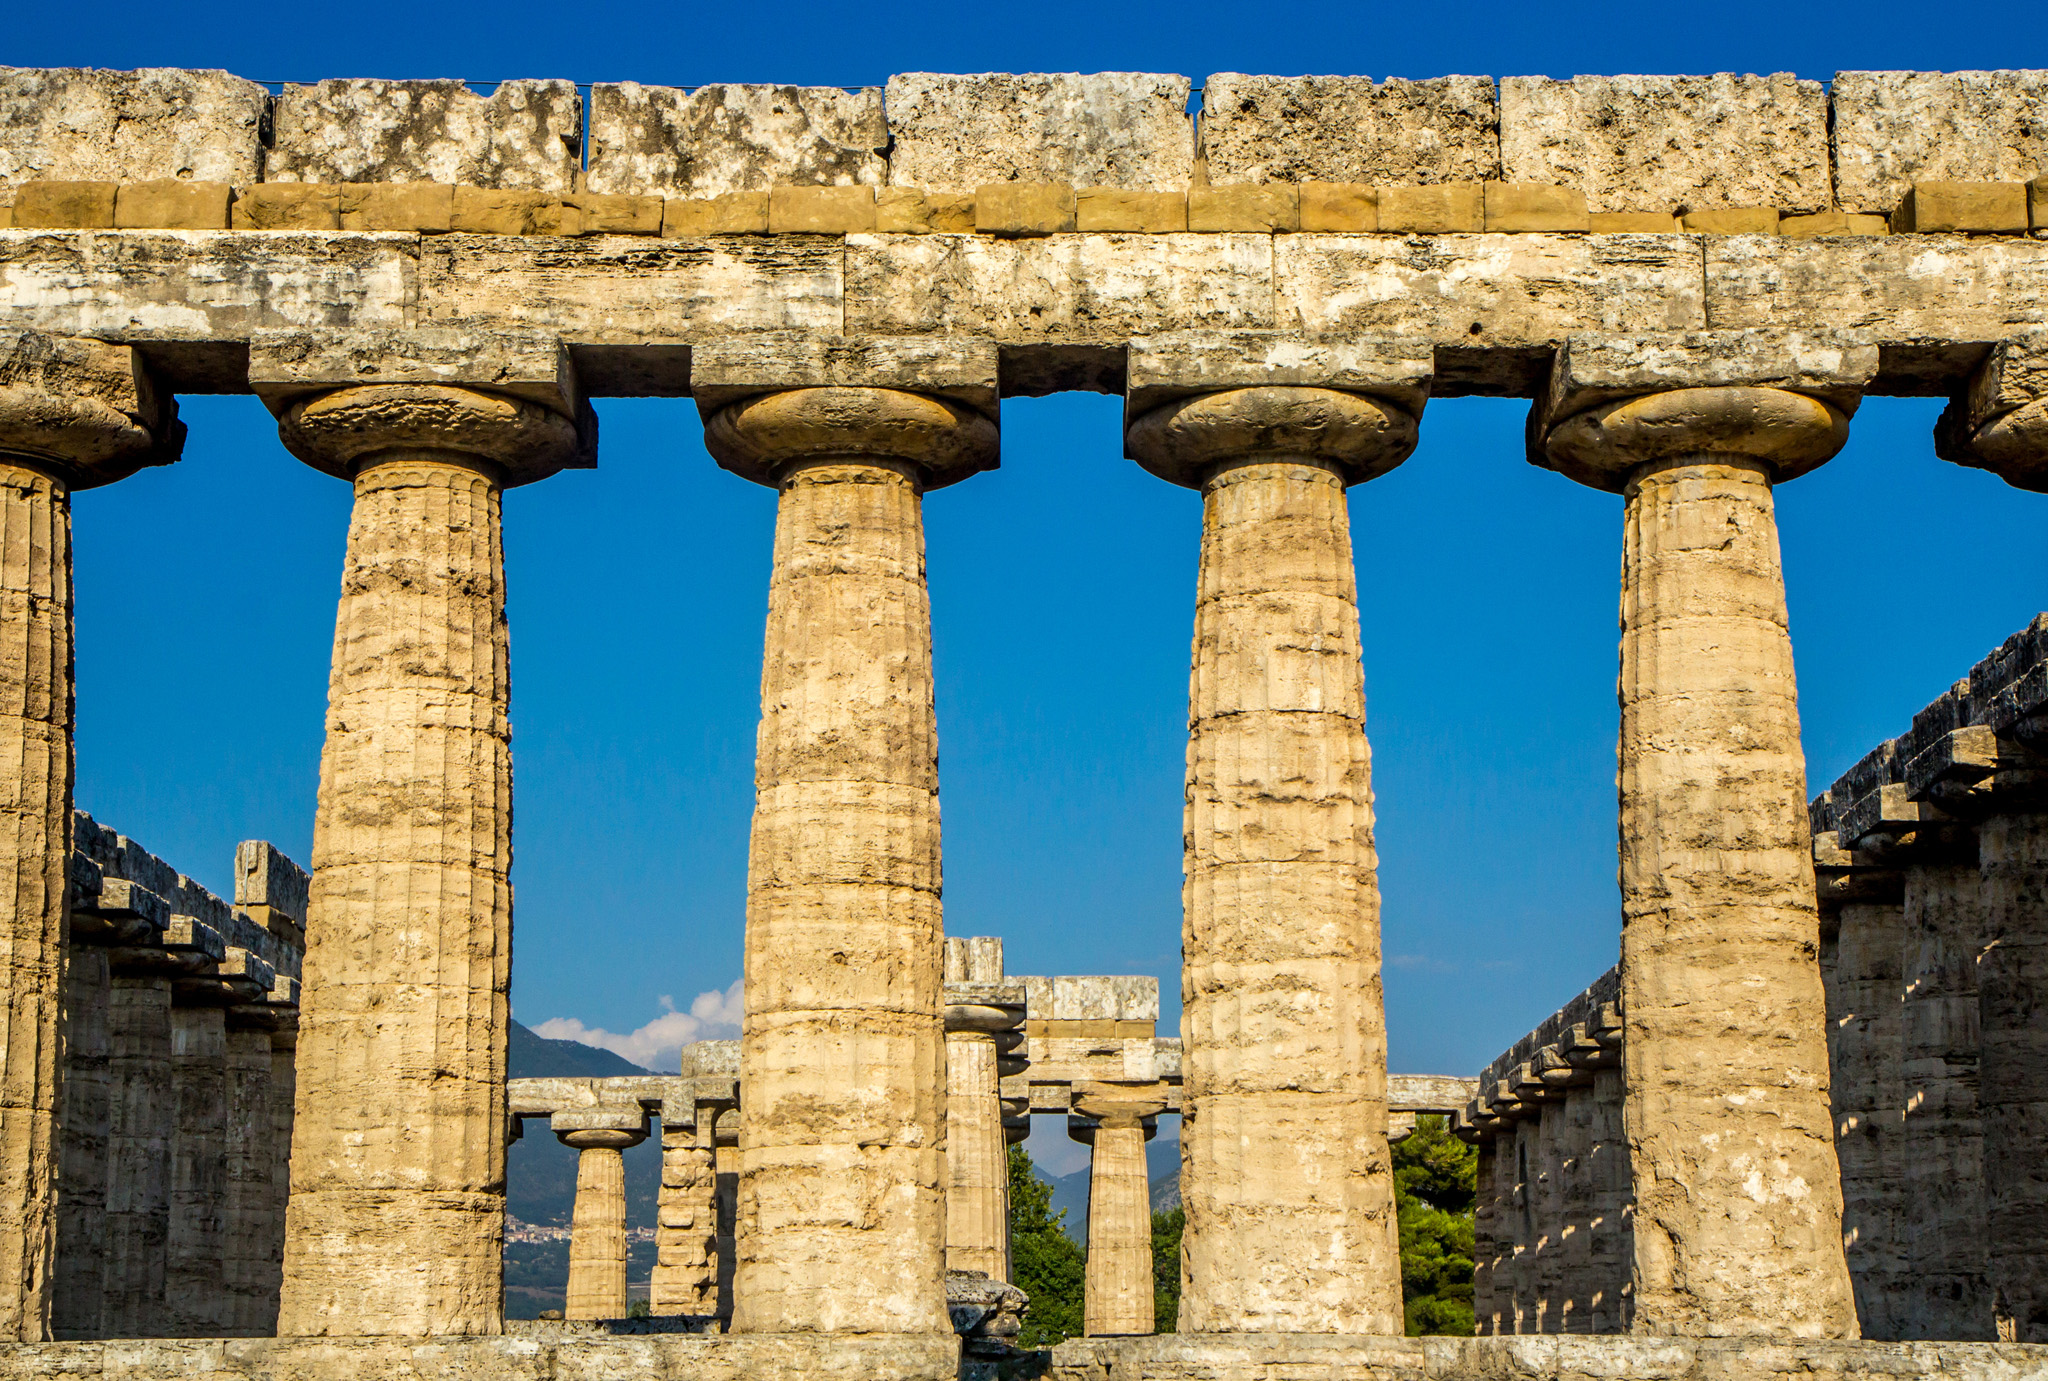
[21,1,2048,1168]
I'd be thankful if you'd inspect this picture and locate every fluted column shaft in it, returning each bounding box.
[705,385,996,1335]
[51,942,109,1339]
[1077,1115,1154,1336]
[271,379,576,1336]
[1823,894,1906,1337]
[652,1123,717,1315]
[945,1021,1009,1280]
[562,1129,641,1321]
[0,461,68,1341]
[1618,456,1853,1334]
[102,972,170,1337]
[220,1021,277,1336]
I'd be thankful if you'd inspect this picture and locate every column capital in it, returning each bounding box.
[1531,332,1876,492]
[250,328,591,486]
[1069,1081,1172,1137]
[0,328,183,488]
[553,1107,649,1153]
[694,335,999,490]
[1937,332,2048,491]
[1122,334,1431,489]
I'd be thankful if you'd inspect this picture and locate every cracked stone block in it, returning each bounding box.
[266,78,581,192]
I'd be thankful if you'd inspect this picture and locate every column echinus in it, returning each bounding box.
[251,329,592,1335]
[1530,331,1873,1338]
[0,330,180,1339]
[1935,330,2048,1343]
[1124,333,1431,1333]
[695,338,1000,1335]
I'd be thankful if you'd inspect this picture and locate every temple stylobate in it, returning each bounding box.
[0,59,2046,1381]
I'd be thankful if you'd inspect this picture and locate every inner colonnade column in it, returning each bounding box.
[556,1108,649,1322]
[1936,333,2048,1342]
[1531,332,1873,1338]
[944,935,1024,1281]
[0,330,180,1340]
[1124,336,1432,1334]
[1070,1083,1171,1337]
[254,330,588,1335]
[694,340,1000,1335]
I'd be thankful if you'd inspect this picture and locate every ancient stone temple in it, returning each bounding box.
[1,58,2047,1381]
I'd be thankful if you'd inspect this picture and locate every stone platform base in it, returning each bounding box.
[0,1331,961,1380]
[1051,1334,2048,1381]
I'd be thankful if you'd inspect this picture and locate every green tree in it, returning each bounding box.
[1008,1144,1085,1346]
[1150,1206,1183,1332]
[1394,1115,1477,1336]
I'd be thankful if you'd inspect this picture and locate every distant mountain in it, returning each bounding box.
[508,1018,659,1079]
[505,1021,662,1317]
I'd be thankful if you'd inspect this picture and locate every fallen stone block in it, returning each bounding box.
[1200,74,1499,185]
[588,83,887,197]
[268,78,582,192]
[885,72,1195,192]
[1501,73,1829,214]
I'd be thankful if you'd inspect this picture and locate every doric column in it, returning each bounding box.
[1532,332,1873,1338]
[556,1108,649,1322]
[0,331,179,1338]
[255,331,586,1336]
[221,1017,275,1334]
[102,961,176,1336]
[1124,336,1429,1333]
[944,937,1025,1282]
[51,935,109,1341]
[651,1093,721,1317]
[1936,332,2048,1343]
[695,340,999,1335]
[1070,1084,1170,1337]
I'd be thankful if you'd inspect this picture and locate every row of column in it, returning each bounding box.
[3,324,2040,1339]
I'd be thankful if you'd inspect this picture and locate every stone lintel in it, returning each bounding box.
[1386,1073,1482,1115]
[162,915,227,962]
[1539,330,1880,432]
[688,333,999,418]
[86,876,169,929]
[1903,724,2004,801]
[1018,973,1160,1024]
[247,327,582,419]
[1124,331,1432,421]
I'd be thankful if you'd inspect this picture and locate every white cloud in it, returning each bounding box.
[533,980,743,1073]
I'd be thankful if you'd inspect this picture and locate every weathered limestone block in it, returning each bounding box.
[1533,334,1866,1338]
[165,1004,227,1335]
[0,67,265,187]
[701,383,996,1336]
[103,973,172,1338]
[652,1116,718,1316]
[220,1022,277,1336]
[51,943,109,1340]
[1274,234,1707,391]
[1199,74,1499,185]
[1127,373,1421,1334]
[845,233,1272,343]
[1499,74,1829,214]
[272,367,579,1337]
[1832,71,2048,214]
[1936,332,2048,489]
[268,79,582,192]
[588,84,886,197]
[885,73,1195,192]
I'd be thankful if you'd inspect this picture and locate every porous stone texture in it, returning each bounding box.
[0,1333,967,1379]
[885,73,1196,193]
[267,79,583,192]
[588,84,887,197]
[1832,71,2048,214]
[0,67,266,187]
[1199,75,1500,186]
[1048,1333,2048,1380]
[1127,384,1417,1333]
[652,1122,719,1315]
[1536,354,1861,1337]
[275,383,573,1335]
[1499,74,1829,214]
[703,386,997,1335]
